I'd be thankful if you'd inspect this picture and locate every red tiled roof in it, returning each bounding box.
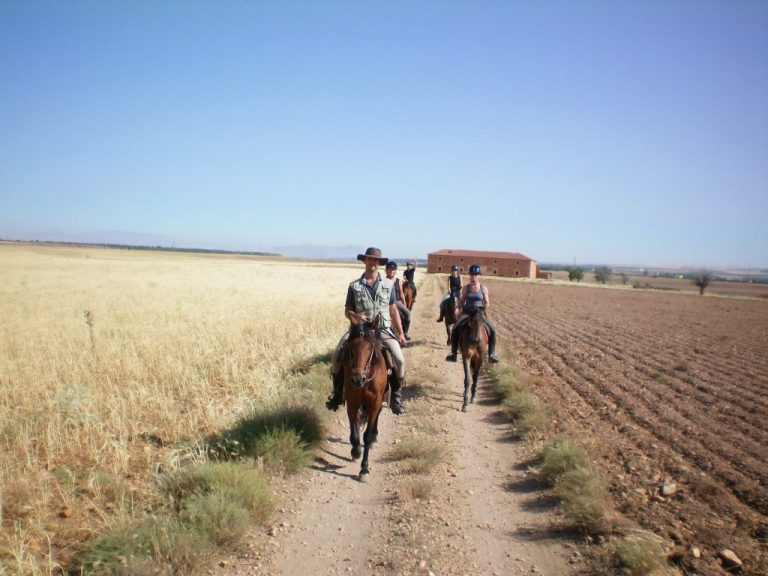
[428,249,534,261]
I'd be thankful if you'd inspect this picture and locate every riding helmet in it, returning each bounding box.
[385,261,398,270]
[451,265,459,272]
[469,264,481,275]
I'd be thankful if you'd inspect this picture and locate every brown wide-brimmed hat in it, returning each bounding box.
[357,247,388,265]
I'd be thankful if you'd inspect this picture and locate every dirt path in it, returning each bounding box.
[215,275,578,576]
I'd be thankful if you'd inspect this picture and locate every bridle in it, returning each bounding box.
[351,327,381,386]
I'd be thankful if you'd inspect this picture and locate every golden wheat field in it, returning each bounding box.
[0,243,360,573]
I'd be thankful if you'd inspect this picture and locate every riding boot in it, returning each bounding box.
[488,326,499,363]
[325,371,344,411]
[390,376,406,415]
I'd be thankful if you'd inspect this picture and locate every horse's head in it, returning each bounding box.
[464,307,488,343]
[344,321,382,389]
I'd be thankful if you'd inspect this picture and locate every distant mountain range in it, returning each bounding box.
[272,244,367,260]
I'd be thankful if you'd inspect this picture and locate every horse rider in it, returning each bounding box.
[385,261,412,341]
[327,247,407,415]
[445,264,500,364]
[403,261,417,302]
[436,264,462,322]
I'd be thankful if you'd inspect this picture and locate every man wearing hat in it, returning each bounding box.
[327,247,407,415]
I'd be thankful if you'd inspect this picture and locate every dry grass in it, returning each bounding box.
[0,243,359,572]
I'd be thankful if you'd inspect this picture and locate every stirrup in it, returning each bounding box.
[489,354,499,364]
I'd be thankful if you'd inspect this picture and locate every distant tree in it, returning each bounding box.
[593,266,613,284]
[567,267,584,282]
[620,272,629,285]
[692,271,713,295]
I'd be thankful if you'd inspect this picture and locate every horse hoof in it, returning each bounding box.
[359,472,370,483]
[351,448,361,460]
[461,404,468,412]
[470,395,476,404]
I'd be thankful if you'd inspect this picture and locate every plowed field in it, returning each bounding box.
[489,280,768,575]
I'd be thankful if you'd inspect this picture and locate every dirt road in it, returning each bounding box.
[215,275,577,576]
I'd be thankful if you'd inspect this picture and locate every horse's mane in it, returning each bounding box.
[348,321,383,366]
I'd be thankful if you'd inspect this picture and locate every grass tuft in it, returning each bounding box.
[396,478,434,502]
[182,492,251,546]
[211,403,325,464]
[538,439,591,484]
[164,461,276,523]
[555,466,612,533]
[252,426,311,475]
[387,437,446,475]
[78,517,214,576]
[614,530,674,576]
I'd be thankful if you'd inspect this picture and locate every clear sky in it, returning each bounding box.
[1,1,766,268]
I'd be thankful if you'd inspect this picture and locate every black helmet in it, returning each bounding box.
[469,264,481,275]
[385,261,398,270]
[451,265,459,272]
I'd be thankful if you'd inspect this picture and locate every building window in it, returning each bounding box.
[493,269,498,275]
[515,270,519,276]
[438,266,442,273]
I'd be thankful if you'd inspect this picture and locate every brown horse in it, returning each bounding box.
[458,308,488,412]
[403,281,415,311]
[340,318,388,481]
[442,292,458,345]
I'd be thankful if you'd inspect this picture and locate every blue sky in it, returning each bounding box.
[1,1,766,267]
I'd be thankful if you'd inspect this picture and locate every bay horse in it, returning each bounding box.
[458,308,488,412]
[340,318,388,481]
[442,291,458,345]
[403,281,415,311]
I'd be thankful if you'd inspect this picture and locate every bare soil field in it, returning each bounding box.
[488,278,768,574]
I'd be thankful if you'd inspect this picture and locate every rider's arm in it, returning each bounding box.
[389,303,404,339]
[457,285,468,312]
[396,279,405,302]
[483,285,490,309]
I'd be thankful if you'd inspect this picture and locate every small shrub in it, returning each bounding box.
[502,392,538,421]
[539,439,591,485]
[516,408,550,441]
[490,365,526,400]
[213,404,325,460]
[253,426,311,475]
[165,461,276,523]
[182,492,250,546]
[79,517,214,575]
[615,530,670,576]
[555,466,612,532]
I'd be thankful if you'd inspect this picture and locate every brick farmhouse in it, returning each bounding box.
[427,249,541,279]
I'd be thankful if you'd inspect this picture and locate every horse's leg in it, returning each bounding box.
[347,402,361,460]
[470,359,481,403]
[445,322,451,346]
[462,356,471,412]
[359,403,381,482]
